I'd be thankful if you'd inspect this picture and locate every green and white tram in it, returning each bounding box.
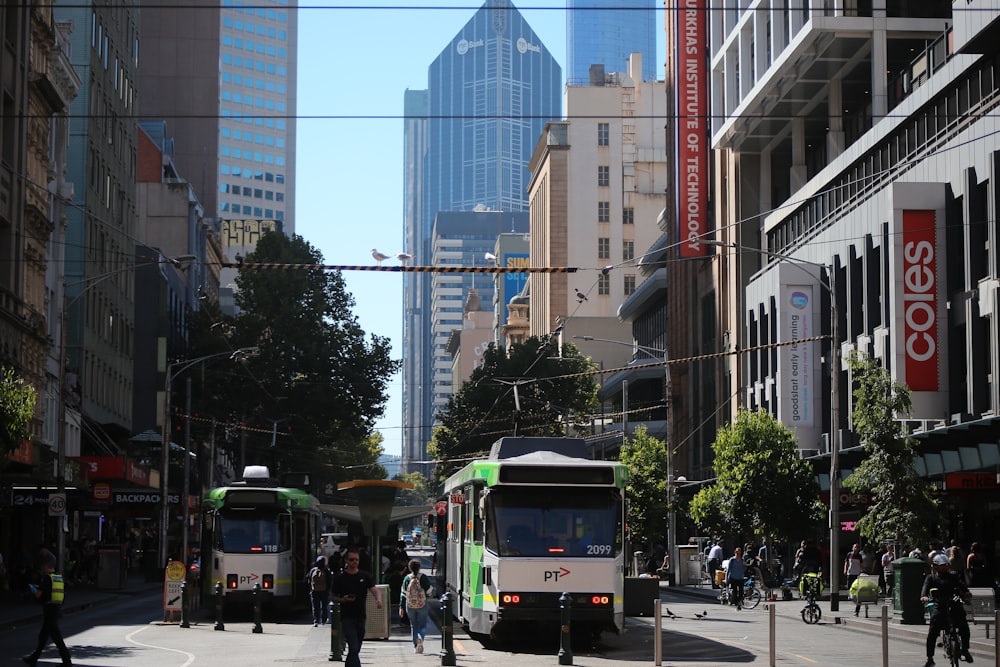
[200,466,321,610]
[441,437,628,639]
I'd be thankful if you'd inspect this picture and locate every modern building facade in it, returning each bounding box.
[430,211,529,419]
[528,54,667,369]
[711,2,1000,553]
[402,1,561,471]
[139,0,297,298]
[566,0,658,83]
[53,0,142,441]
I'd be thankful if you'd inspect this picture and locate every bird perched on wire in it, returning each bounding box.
[371,248,391,265]
[575,289,588,303]
[484,251,497,265]
[395,251,413,264]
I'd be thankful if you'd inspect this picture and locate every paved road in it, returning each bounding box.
[2,578,995,666]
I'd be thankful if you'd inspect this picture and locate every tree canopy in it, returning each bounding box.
[428,337,599,481]
[185,231,398,488]
[842,352,941,548]
[0,367,36,471]
[689,409,824,544]
[618,425,669,550]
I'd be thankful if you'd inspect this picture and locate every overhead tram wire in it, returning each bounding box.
[219,261,577,273]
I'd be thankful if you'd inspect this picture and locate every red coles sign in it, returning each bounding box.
[902,210,940,391]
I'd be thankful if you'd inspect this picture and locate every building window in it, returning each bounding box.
[598,201,610,222]
[623,240,634,261]
[624,274,636,297]
[598,237,610,259]
[598,122,609,146]
[598,165,610,187]
[622,207,634,225]
[598,273,610,295]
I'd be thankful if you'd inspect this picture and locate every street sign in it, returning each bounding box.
[435,500,448,516]
[48,492,67,517]
[163,560,186,612]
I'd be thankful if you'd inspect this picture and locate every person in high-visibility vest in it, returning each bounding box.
[22,549,72,666]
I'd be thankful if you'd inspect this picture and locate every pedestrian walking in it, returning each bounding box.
[307,556,331,626]
[707,540,724,588]
[332,549,383,667]
[723,547,747,609]
[399,558,432,654]
[21,549,72,666]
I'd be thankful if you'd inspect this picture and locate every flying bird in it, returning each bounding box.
[395,252,413,264]
[484,251,497,265]
[371,248,391,265]
[575,289,588,303]
[694,610,708,620]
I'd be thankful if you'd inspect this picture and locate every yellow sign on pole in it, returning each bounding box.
[163,560,186,613]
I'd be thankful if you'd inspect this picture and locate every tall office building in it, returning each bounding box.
[566,0,657,83]
[402,0,561,471]
[140,0,297,276]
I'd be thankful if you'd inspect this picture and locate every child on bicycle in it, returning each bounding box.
[920,553,973,666]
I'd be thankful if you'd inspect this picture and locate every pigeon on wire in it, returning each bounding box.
[371,248,391,265]
[575,289,588,303]
[395,252,413,264]
[484,251,497,265]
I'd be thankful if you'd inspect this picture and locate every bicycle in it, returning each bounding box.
[800,573,823,624]
[927,591,966,667]
[717,574,762,610]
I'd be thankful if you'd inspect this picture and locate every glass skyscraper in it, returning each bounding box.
[566,0,657,82]
[402,0,561,471]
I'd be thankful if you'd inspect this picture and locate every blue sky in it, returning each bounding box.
[294,2,663,459]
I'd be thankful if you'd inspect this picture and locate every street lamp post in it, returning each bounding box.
[706,240,841,611]
[573,335,675,579]
[54,254,195,573]
[158,347,258,569]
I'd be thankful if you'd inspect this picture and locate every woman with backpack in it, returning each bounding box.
[399,558,432,653]
[307,556,331,626]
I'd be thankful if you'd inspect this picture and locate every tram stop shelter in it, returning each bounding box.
[320,480,429,575]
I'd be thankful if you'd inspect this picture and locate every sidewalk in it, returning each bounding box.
[662,580,998,660]
[0,569,161,633]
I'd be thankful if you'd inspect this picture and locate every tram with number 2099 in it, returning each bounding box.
[200,466,322,611]
[440,437,628,640]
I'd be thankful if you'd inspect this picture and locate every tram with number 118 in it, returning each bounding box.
[200,466,322,611]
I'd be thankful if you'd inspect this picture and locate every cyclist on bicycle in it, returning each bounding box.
[920,553,973,666]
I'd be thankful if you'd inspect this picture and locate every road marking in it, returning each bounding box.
[454,638,469,655]
[126,625,196,667]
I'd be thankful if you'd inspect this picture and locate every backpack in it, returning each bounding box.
[310,566,327,592]
[405,574,426,609]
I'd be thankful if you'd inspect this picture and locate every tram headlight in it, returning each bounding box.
[227,574,238,589]
[262,574,274,590]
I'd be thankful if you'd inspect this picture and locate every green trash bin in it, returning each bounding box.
[893,557,928,624]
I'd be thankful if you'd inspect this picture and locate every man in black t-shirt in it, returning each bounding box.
[332,549,383,667]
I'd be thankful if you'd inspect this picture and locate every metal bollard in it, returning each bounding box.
[252,583,263,633]
[767,603,776,667]
[328,600,343,662]
[558,592,573,665]
[881,604,889,667]
[654,601,662,666]
[214,582,225,631]
[439,592,456,666]
[180,580,190,628]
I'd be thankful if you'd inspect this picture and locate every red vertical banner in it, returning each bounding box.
[901,210,940,391]
[677,0,708,257]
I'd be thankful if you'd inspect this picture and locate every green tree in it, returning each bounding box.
[842,352,941,547]
[690,409,824,544]
[394,471,438,507]
[618,425,669,549]
[186,231,398,488]
[0,367,36,471]
[428,337,598,481]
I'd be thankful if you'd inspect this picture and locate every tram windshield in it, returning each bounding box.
[214,508,291,554]
[485,487,622,558]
